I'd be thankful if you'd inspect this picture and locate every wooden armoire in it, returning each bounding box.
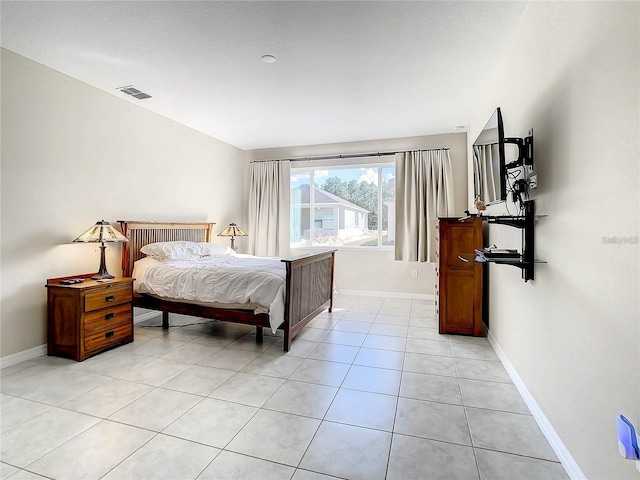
[436,217,484,336]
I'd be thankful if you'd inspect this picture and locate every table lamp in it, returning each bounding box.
[218,223,247,251]
[73,220,129,279]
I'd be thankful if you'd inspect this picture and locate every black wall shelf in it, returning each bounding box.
[458,200,543,282]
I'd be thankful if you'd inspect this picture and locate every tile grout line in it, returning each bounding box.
[2,296,563,479]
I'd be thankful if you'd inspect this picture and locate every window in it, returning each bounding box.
[290,163,395,248]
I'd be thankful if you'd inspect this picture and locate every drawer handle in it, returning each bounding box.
[105,313,115,320]
[105,331,115,339]
[105,295,115,302]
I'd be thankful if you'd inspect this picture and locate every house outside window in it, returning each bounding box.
[290,163,395,248]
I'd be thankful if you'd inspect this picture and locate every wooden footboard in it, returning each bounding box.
[282,250,335,351]
[118,221,335,351]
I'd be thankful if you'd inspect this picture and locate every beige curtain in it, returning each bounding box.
[395,150,455,262]
[473,144,498,204]
[248,160,290,257]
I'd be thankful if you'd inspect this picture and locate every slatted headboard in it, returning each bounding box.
[118,221,215,277]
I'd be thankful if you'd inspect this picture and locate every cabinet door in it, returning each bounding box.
[442,269,478,334]
[441,221,478,270]
[438,218,483,336]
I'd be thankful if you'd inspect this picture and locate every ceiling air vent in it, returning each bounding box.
[117,85,152,100]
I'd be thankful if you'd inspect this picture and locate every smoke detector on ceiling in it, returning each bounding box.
[117,85,152,100]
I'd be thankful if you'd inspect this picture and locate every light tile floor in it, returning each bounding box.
[1,296,570,480]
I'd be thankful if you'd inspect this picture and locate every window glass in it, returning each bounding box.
[291,163,395,248]
[290,171,310,246]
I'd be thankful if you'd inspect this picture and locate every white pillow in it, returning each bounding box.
[197,242,235,256]
[140,241,203,260]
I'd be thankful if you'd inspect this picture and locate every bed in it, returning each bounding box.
[119,221,335,351]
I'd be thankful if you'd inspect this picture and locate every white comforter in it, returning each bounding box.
[133,254,286,333]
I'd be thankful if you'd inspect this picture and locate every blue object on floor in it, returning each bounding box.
[616,415,639,460]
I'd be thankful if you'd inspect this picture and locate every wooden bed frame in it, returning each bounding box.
[119,221,335,351]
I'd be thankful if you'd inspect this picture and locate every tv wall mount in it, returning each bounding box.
[504,130,534,171]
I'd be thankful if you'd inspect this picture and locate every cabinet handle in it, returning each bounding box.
[105,331,115,338]
[105,313,115,320]
[105,295,115,302]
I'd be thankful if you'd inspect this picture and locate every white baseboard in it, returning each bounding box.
[3,294,430,367]
[0,344,47,369]
[1,311,162,369]
[337,289,435,301]
[486,329,586,480]
[134,310,162,325]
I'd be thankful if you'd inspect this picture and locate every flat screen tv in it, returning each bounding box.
[473,107,506,205]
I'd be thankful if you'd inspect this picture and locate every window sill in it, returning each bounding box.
[291,245,394,252]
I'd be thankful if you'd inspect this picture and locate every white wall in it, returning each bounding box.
[1,49,245,358]
[247,133,467,296]
[468,3,639,478]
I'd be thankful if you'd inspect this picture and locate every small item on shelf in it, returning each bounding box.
[474,248,521,262]
[59,278,85,285]
[474,252,487,262]
[483,247,520,257]
[457,253,477,263]
[474,195,487,213]
[458,210,476,221]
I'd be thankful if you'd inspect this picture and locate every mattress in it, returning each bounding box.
[132,254,286,332]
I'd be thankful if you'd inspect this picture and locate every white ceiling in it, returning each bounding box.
[1,1,527,150]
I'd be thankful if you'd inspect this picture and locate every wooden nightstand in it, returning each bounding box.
[46,275,134,361]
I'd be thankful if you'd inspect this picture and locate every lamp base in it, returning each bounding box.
[91,243,115,280]
[91,273,115,280]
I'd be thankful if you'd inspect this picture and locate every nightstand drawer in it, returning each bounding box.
[85,321,132,353]
[85,303,132,333]
[85,284,132,312]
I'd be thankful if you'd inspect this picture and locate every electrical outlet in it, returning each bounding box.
[529,175,538,189]
[411,269,418,278]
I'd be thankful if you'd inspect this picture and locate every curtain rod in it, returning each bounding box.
[250,147,450,164]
